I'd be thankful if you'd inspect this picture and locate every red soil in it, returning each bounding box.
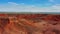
[0,14,60,34]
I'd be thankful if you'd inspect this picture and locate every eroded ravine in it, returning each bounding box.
[0,14,60,34]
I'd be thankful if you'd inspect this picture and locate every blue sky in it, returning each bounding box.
[0,0,60,12]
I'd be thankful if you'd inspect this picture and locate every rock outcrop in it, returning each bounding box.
[0,14,60,34]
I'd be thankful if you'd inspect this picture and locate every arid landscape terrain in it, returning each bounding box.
[0,14,60,34]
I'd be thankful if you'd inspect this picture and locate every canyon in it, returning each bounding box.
[0,14,60,34]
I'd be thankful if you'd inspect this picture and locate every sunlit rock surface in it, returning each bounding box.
[0,14,60,34]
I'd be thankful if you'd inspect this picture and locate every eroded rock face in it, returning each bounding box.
[0,14,60,34]
[0,18,9,27]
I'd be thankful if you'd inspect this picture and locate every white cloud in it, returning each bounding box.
[8,2,19,5]
[0,2,60,12]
